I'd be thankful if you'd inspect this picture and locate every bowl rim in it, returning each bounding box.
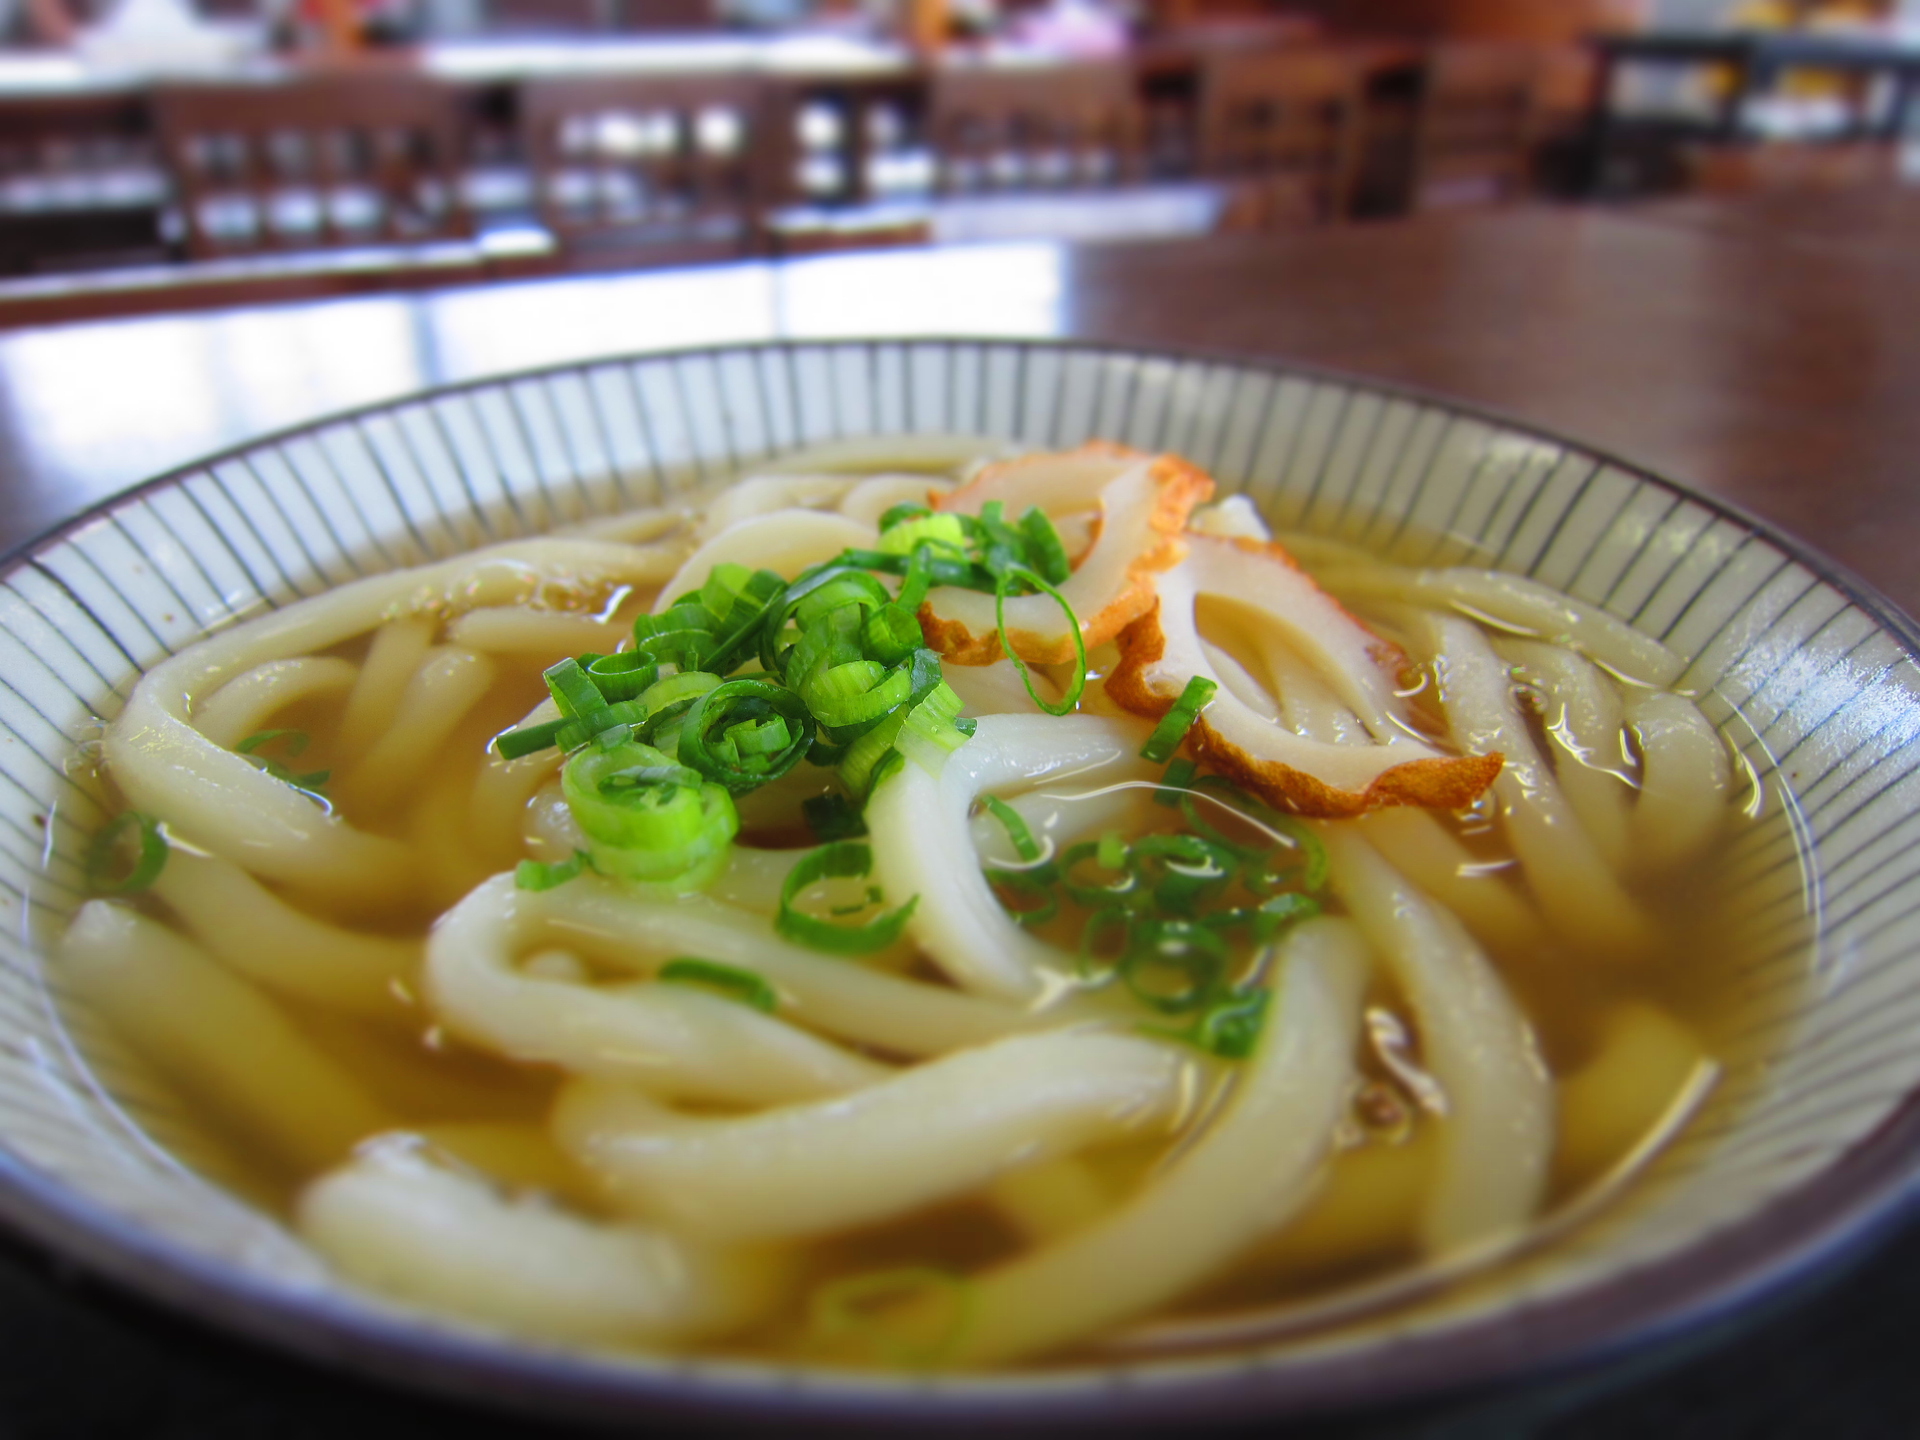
[4,333,1918,1427]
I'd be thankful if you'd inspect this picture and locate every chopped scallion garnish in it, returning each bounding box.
[657,957,778,1013]
[515,850,592,891]
[776,841,917,956]
[979,794,1041,862]
[86,811,168,894]
[1139,675,1219,763]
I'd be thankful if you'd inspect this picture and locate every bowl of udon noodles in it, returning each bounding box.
[1,337,1912,1426]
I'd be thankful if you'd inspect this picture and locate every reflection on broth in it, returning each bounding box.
[54,438,1809,1370]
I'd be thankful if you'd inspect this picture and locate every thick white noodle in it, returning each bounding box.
[298,1136,772,1345]
[551,1030,1190,1243]
[339,646,496,817]
[427,876,889,1105]
[1497,637,1632,875]
[986,1158,1114,1243]
[105,538,677,904]
[755,434,1012,476]
[866,713,1157,1001]
[1354,808,1549,958]
[1420,614,1652,955]
[940,657,1062,717]
[549,506,686,546]
[654,509,877,609]
[192,657,358,749]
[694,475,857,538]
[949,917,1370,1366]
[1315,563,1683,688]
[437,873,1042,1058]
[152,848,417,1019]
[1626,690,1732,878]
[60,903,391,1173]
[468,713,565,872]
[1318,827,1553,1254]
[838,474,953,528]
[335,617,433,761]
[444,607,633,657]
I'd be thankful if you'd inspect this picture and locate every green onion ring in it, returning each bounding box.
[1139,675,1219,763]
[86,811,168,894]
[657,957,779,1013]
[993,562,1086,717]
[776,841,918,956]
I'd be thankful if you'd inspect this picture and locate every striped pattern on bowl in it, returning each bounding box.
[0,338,1909,1423]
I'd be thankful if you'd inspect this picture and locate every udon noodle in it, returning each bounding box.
[58,439,1771,1368]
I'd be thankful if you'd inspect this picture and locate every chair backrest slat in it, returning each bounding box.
[518,73,767,264]
[928,63,1142,195]
[1412,42,1540,209]
[153,77,468,260]
[1199,46,1363,226]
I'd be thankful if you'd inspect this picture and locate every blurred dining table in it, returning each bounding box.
[2,195,1920,1436]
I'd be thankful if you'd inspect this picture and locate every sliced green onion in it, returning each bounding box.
[515,850,591,891]
[585,652,659,703]
[993,562,1086,717]
[776,842,917,956]
[1059,838,1137,908]
[1019,505,1072,585]
[1178,775,1328,889]
[893,543,933,613]
[805,658,912,731]
[235,729,330,793]
[677,678,814,793]
[893,679,971,776]
[657,957,778,1013]
[1154,757,1198,807]
[1078,907,1131,976]
[236,729,308,759]
[979,795,1040,862]
[1140,675,1219,763]
[553,699,646,752]
[808,1266,973,1368]
[562,741,738,888]
[863,604,924,665]
[1250,890,1321,940]
[837,707,910,799]
[86,811,168,893]
[877,501,933,532]
[494,716,569,760]
[631,602,721,672]
[803,792,868,841]
[1129,832,1238,917]
[1118,918,1227,1015]
[1097,830,1128,872]
[876,512,967,559]
[543,657,607,722]
[984,866,1058,927]
[1191,987,1270,1059]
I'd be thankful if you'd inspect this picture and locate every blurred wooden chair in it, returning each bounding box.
[519,73,769,269]
[1411,43,1541,210]
[1198,46,1363,229]
[153,78,470,260]
[928,63,1143,195]
[487,0,605,30]
[0,93,166,275]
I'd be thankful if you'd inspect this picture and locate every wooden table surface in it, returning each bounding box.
[5,200,1918,616]
[1,197,1918,1436]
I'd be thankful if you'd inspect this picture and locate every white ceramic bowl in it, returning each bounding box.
[0,338,1913,1425]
